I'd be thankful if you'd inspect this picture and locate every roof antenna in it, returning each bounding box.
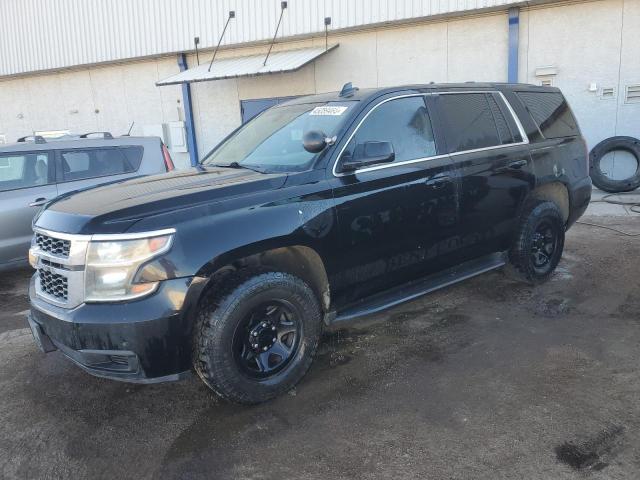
[339,82,358,98]
[263,2,288,66]
[124,122,135,136]
[324,17,331,51]
[208,11,235,72]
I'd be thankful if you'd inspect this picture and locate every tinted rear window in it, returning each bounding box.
[438,93,502,152]
[60,146,143,182]
[515,91,579,139]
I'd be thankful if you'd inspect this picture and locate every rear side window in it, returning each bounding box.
[0,152,51,192]
[515,91,579,139]
[59,146,143,182]
[486,95,521,145]
[438,93,504,153]
[345,96,437,163]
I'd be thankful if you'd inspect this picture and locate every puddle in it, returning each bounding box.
[555,425,624,471]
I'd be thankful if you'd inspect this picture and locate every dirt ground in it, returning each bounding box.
[1,216,640,480]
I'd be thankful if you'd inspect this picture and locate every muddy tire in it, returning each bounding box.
[506,200,565,284]
[193,269,322,404]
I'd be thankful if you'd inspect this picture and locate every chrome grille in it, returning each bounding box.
[39,268,69,301]
[35,233,71,257]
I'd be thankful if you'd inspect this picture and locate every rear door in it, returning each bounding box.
[433,91,534,259]
[0,151,57,266]
[55,146,144,196]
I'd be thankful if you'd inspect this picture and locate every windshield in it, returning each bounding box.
[202,101,356,173]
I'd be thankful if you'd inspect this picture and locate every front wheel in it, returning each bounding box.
[506,200,565,284]
[194,270,322,404]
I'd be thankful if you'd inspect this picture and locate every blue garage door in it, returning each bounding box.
[240,96,299,124]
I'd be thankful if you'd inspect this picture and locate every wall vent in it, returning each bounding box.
[601,87,615,99]
[625,84,640,103]
[540,78,553,87]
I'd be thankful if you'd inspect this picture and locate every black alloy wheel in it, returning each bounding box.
[233,301,301,378]
[531,220,558,271]
[506,199,565,284]
[194,269,322,404]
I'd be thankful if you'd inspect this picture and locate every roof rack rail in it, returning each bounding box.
[79,131,114,139]
[17,135,47,144]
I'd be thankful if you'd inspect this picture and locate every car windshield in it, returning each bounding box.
[202,101,356,173]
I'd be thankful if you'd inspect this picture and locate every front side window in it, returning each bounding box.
[0,152,50,192]
[343,96,437,163]
[203,101,357,173]
[60,147,142,182]
[438,93,504,153]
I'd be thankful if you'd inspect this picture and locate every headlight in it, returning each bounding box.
[28,236,38,268]
[84,232,174,302]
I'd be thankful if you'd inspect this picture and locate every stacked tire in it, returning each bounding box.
[589,136,640,193]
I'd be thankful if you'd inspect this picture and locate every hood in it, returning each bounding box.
[35,166,287,234]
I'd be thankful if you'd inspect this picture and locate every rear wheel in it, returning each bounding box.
[506,200,565,284]
[194,270,322,404]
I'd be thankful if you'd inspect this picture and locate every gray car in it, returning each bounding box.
[0,133,175,270]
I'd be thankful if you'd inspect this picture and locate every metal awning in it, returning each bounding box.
[156,44,339,86]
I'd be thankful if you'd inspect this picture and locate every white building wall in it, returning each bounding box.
[0,0,638,164]
[615,0,640,141]
[520,0,640,148]
[0,0,546,77]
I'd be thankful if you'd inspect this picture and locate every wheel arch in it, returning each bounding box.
[527,181,570,223]
[196,243,331,313]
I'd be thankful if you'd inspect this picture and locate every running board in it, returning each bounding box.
[331,252,506,324]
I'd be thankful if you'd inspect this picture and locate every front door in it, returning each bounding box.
[0,151,57,266]
[329,94,457,306]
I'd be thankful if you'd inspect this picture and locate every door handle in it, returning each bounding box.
[29,197,48,207]
[425,175,451,188]
[507,159,528,169]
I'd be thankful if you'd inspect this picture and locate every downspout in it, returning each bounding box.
[177,53,199,166]
[508,7,520,83]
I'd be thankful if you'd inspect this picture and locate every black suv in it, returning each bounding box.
[27,83,591,403]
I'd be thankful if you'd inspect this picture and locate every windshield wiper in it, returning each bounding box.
[207,162,266,174]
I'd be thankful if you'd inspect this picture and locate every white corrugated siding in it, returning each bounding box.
[1,0,531,77]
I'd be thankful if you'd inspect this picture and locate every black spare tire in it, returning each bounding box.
[589,136,640,193]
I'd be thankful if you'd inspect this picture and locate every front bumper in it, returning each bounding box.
[28,274,198,383]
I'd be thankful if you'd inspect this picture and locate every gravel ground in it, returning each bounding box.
[1,216,640,479]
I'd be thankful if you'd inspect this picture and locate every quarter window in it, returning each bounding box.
[516,91,579,139]
[60,146,143,182]
[438,93,505,153]
[0,152,51,192]
[345,96,437,163]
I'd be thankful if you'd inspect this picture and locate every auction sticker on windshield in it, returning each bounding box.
[309,106,348,116]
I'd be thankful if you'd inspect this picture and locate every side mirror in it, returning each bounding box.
[303,130,329,154]
[341,141,395,172]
